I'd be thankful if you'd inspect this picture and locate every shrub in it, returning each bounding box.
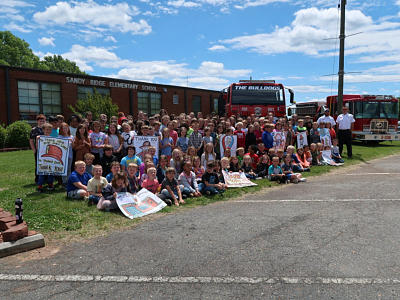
[68,90,119,121]
[5,121,31,148]
[0,125,6,148]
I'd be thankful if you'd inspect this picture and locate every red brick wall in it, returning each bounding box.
[0,67,220,124]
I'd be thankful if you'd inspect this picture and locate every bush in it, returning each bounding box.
[0,125,6,148]
[68,90,119,121]
[5,121,31,148]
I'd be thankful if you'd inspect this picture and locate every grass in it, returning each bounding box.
[0,141,399,241]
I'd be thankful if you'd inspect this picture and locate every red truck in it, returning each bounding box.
[221,80,294,117]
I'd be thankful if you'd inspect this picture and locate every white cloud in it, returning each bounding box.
[208,45,228,51]
[38,37,55,47]
[33,1,151,35]
[219,7,400,56]
[1,0,33,7]
[234,0,288,10]
[60,44,250,89]
[105,36,117,43]
[4,22,31,33]
[167,0,201,8]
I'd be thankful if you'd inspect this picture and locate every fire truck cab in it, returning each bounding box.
[221,80,294,117]
[327,95,400,142]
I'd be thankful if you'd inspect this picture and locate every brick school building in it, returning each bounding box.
[0,65,221,125]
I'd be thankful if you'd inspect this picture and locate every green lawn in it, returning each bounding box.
[0,141,399,241]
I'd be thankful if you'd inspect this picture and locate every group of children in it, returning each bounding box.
[31,110,345,211]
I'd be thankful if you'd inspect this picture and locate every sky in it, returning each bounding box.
[1,0,400,103]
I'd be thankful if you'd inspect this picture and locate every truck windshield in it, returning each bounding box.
[231,85,283,105]
[354,101,398,119]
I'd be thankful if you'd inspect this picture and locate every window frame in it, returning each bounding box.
[18,80,62,122]
[137,91,162,115]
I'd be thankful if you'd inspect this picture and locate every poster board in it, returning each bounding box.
[296,132,308,149]
[134,136,160,160]
[272,131,286,150]
[36,136,71,176]
[222,170,257,188]
[117,189,167,219]
[220,135,237,157]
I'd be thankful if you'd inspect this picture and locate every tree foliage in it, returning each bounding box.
[68,91,119,121]
[0,31,85,74]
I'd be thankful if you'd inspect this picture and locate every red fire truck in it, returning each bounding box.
[327,94,400,141]
[221,80,294,117]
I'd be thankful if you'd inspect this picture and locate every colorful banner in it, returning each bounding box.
[296,131,308,149]
[220,134,237,157]
[117,189,167,219]
[37,136,71,176]
[320,129,332,147]
[222,170,257,188]
[272,131,286,150]
[134,135,160,160]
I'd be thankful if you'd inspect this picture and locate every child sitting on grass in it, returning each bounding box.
[281,155,306,184]
[220,157,230,172]
[241,154,257,180]
[87,165,108,205]
[310,143,322,166]
[178,161,201,198]
[67,161,92,199]
[192,156,205,183]
[268,157,286,184]
[331,138,344,163]
[142,167,160,194]
[200,162,225,195]
[229,156,241,172]
[161,167,185,206]
[97,172,127,211]
[156,155,169,184]
[126,163,140,194]
[255,154,270,178]
[106,161,121,183]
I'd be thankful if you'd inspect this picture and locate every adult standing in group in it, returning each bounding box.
[317,108,336,128]
[336,106,355,158]
[30,114,46,183]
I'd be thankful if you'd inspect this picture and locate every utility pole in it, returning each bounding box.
[337,0,346,114]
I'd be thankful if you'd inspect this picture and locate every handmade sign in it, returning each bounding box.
[320,128,331,147]
[222,170,257,188]
[116,189,166,219]
[37,136,71,176]
[134,136,160,160]
[220,135,237,157]
[296,132,308,149]
[272,131,286,150]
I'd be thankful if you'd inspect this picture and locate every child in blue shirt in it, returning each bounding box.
[268,157,286,184]
[120,146,142,172]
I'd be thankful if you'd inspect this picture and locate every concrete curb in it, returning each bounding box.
[0,234,45,258]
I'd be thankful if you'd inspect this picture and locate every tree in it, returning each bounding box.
[0,31,40,69]
[39,55,86,75]
[68,90,119,121]
[0,31,85,74]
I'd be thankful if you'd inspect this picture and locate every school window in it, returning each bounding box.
[18,81,61,123]
[192,96,201,113]
[77,86,110,100]
[137,92,161,115]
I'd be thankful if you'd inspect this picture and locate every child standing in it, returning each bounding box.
[72,124,91,162]
[36,123,55,192]
[90,121,109,164]
[84,153,95,175]
[160,128,174,158]
[176,127,189,153]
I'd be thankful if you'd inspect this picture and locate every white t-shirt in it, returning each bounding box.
[121,131,136,149]
[317,115,336,126]
[336,113,355,130]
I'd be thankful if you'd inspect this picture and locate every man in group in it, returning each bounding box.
[336,106,355,158]
[317,108,336,128]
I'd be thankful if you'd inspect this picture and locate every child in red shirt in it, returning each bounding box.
[141,167,160,194]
